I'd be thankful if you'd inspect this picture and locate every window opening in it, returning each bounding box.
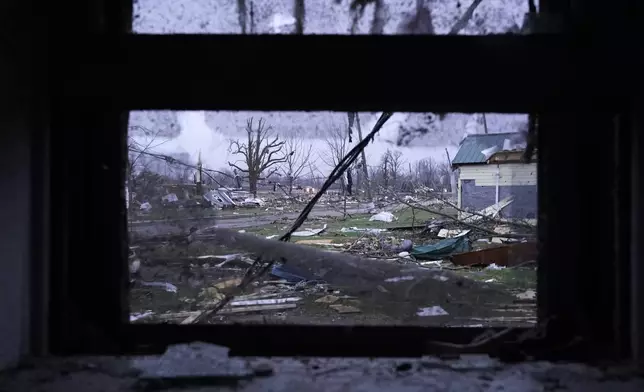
[127,111,539,328]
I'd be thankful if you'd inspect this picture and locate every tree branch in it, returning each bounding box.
[448,0,485,35]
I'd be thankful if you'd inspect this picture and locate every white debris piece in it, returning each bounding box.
[481,145,500,160]
[229,297,301,307]
[162,193,179,203]
[503,135,527,151]
[243,198,265,207]
[494,225,513,234]
[270,13,296,33]
[130,311,153,322]
[437,229,471,238]
[516,289,536,300]
[417,306,449,317]
[291,224,327,237]
[485,263,506,271]
[421,260,444,268]
[140,202,152,211]
[462,196,514,223]
[129,259,141,274]
[369,211,396,223]
[385,275,415,283]
[340,227,387,234]
[398,251,410,258]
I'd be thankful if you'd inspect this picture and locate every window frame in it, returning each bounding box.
[46,0,635,361]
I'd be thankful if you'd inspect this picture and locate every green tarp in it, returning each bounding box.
[410,236,471,261]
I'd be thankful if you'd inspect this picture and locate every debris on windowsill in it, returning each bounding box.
[417,306,449,317]
[329,304,361,314]
[135,342,254,387]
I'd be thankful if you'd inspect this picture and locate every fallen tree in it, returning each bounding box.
[189,227,518,324]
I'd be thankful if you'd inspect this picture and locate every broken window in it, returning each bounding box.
[127,111,539,329]
[50,0,636,361]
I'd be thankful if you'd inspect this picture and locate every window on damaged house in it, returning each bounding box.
[58,0,635,359]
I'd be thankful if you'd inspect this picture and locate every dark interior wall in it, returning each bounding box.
[0,1,47,369]
[0,108,32,370]
[631,92,644,366]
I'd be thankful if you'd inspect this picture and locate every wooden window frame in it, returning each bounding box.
[45,0,636,360]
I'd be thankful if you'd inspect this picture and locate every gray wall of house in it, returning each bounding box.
[460,179,538,219]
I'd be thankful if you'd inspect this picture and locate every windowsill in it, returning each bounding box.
[2,344,642,391]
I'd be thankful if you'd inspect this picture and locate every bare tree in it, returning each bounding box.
[294,0,305,34]
[320,123,349,187]
[409,157,452,191]
[280,137,314,194]
[320,123,351,216]
[436,161,452,192]
[228,117,289,197]
[382,149,405,190]
[414,158,439,189]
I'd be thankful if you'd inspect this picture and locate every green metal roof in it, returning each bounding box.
[451,133,518,166]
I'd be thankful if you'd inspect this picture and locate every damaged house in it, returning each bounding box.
[451,133,537,220]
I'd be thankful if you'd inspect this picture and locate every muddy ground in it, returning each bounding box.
[129,202,537,327]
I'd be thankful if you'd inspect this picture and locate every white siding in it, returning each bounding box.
[458,163,537,187]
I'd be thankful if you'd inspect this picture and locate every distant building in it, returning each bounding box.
[451,133,537,219]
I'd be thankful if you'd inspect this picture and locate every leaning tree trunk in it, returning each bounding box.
[249,172,258,197]
[288,175,294,194]
[354,114,372,200]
